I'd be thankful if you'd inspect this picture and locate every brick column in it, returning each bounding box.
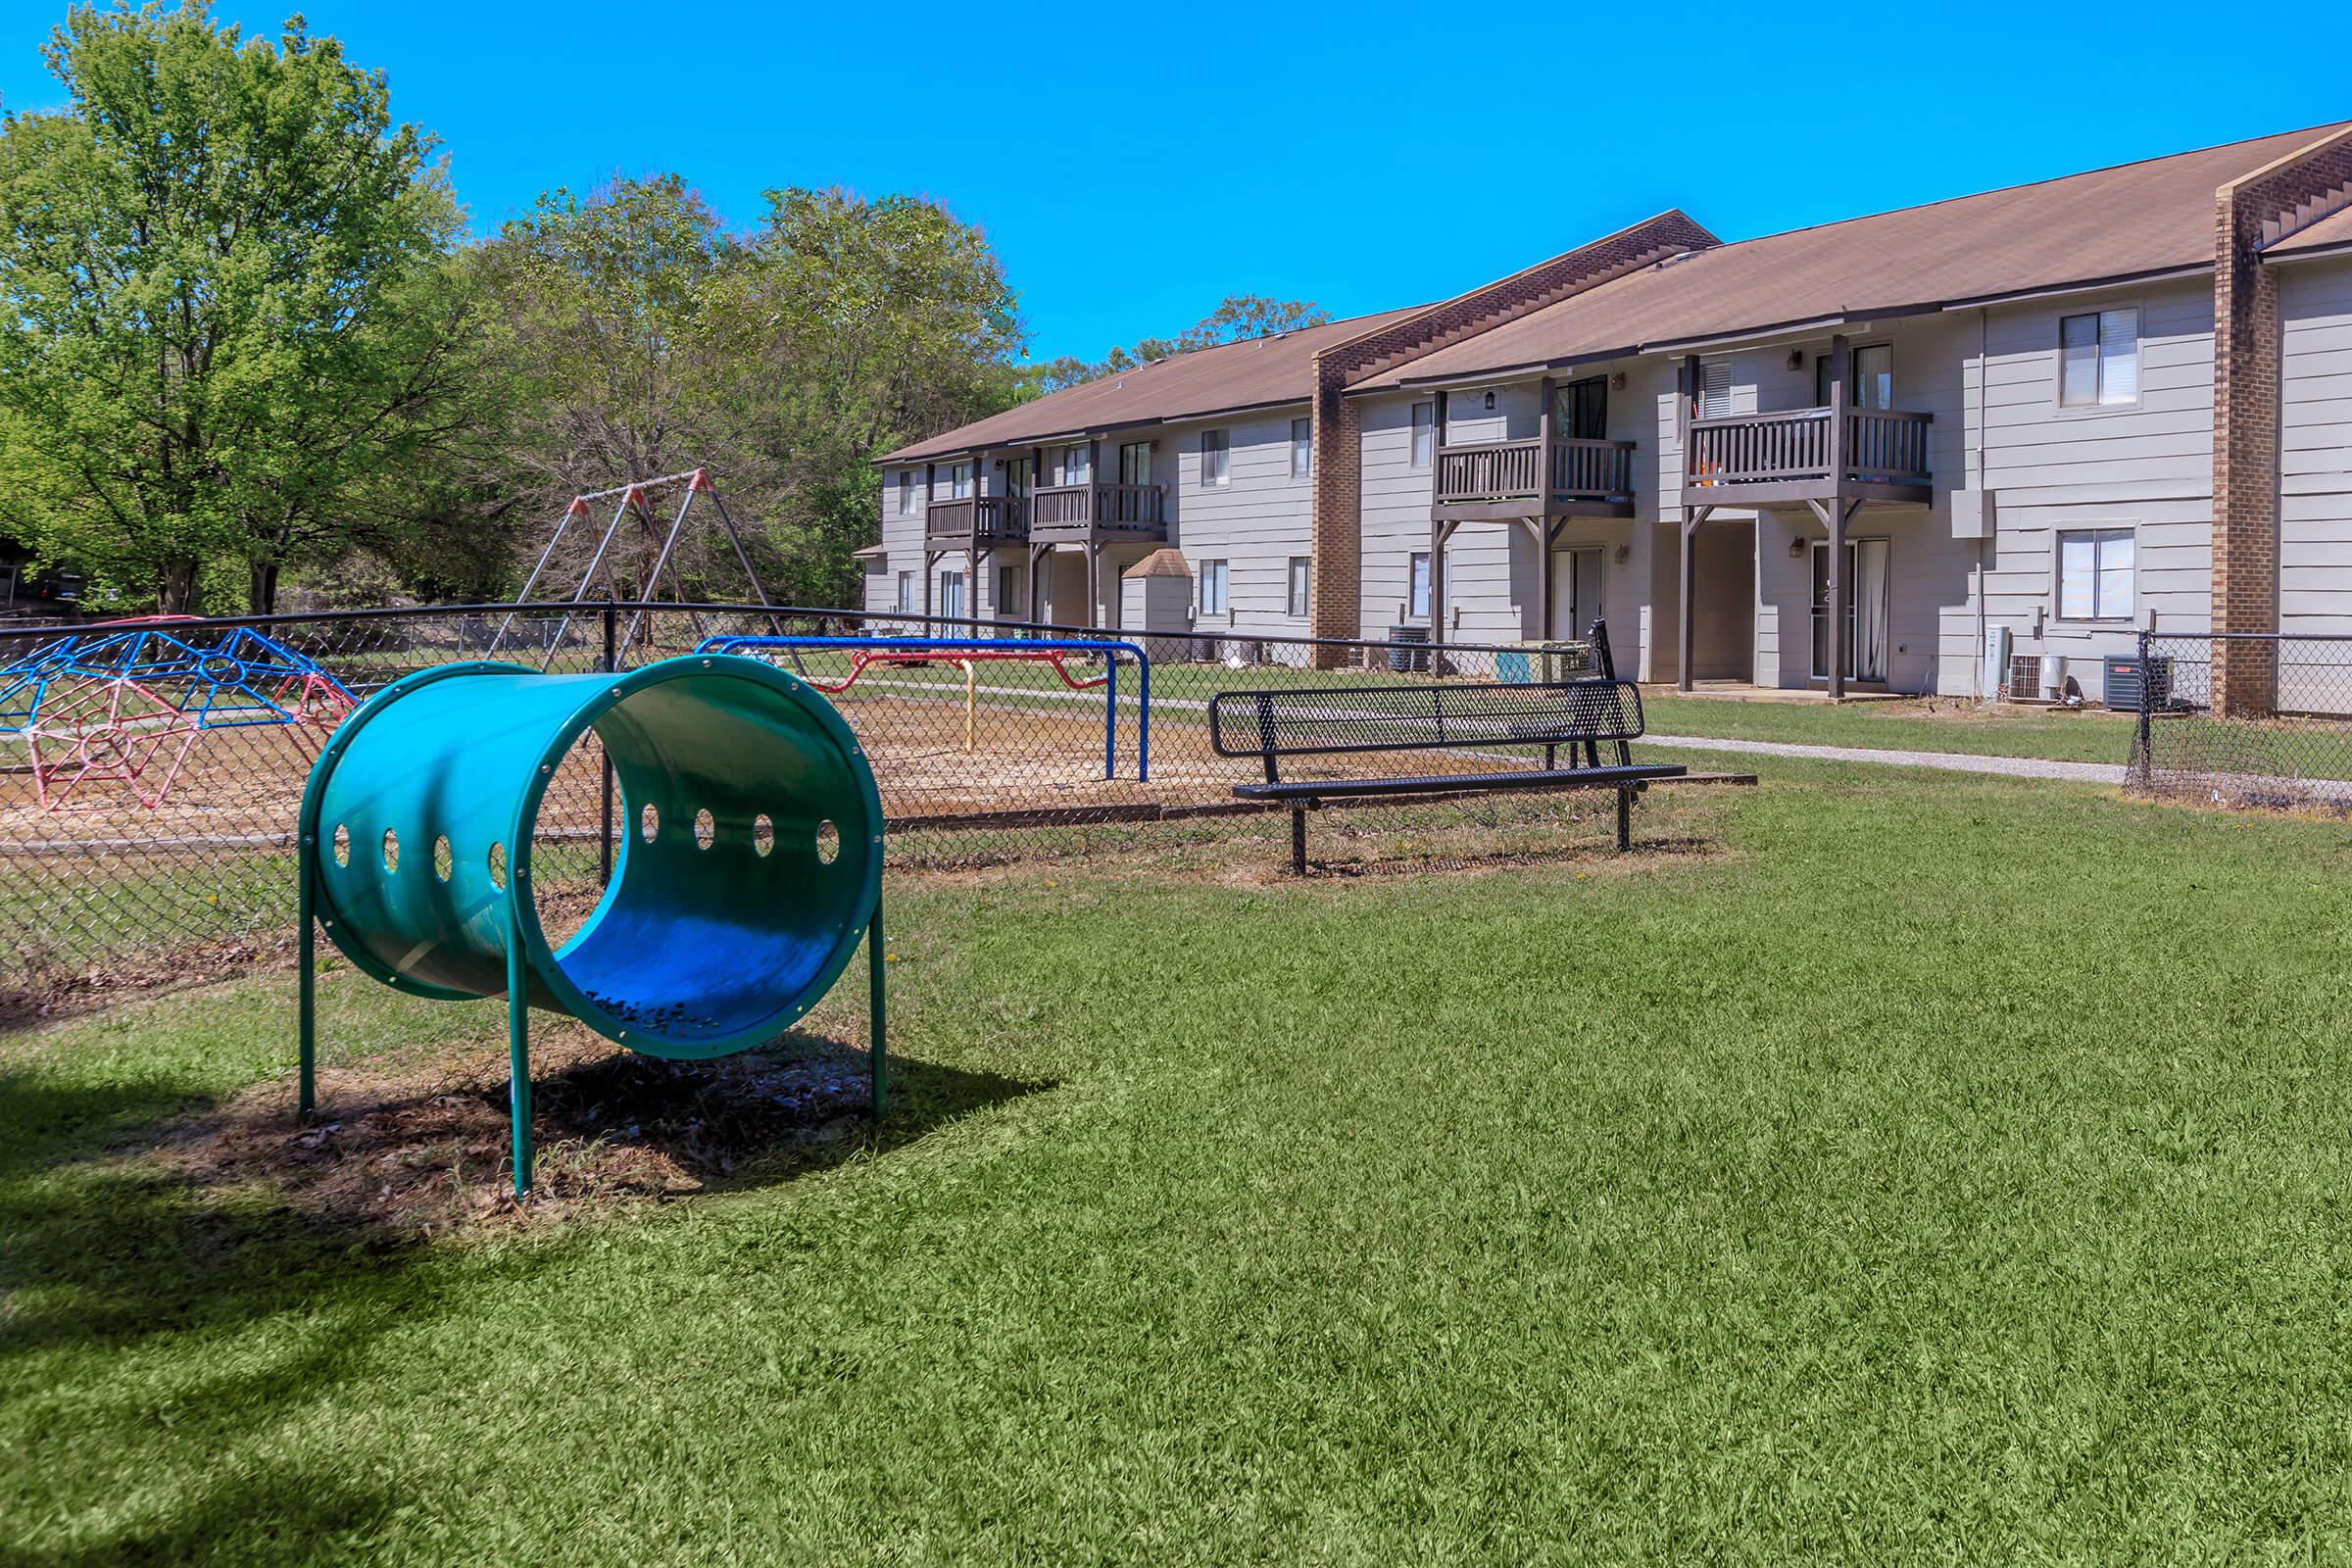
[2211,127,2352,715]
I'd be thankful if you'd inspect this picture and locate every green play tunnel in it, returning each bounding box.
[296,654,888,1192]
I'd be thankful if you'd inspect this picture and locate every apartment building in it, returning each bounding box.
[873,122,2352,710]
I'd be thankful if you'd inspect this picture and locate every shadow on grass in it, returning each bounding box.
[0,1045,1050,1360]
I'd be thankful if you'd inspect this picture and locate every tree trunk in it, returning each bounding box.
[157,558,200,615]
[249,560,280,615]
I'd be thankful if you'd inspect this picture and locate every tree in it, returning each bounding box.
[0,2,469,612]
[1024,294,1331,397]
[737,186,1025,604]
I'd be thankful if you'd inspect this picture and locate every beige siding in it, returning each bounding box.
[2280,259,2352,636]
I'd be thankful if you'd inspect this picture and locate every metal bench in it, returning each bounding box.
[1208,677,1686,873]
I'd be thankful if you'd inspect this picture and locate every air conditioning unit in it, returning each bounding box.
[2102,654,2173,711]
[2006,655,2043,702]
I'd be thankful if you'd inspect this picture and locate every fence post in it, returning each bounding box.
[600,602,617,887]
[2132,627,2154,788]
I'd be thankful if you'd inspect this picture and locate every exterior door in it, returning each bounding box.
[940,569,966,625]
[1549,548,1604,640]
[1810,539,1888,681]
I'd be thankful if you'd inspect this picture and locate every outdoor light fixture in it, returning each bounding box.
[1610,372,1628,392]
[1483,391,1496,411]
[1614,545,1632,564]
[1789,536,1808,558]
[1788,348,1805,371]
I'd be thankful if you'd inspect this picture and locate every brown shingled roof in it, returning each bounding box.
[2269,202,2352,261]
[1352,122,2351,393]
[882,306,1425,464]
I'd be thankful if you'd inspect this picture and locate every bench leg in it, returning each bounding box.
[1615,785,1632,852]
[1292,806,1308,876]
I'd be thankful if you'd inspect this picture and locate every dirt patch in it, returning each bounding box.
[155,1024,879,1238]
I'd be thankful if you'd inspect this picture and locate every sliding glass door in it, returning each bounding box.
[1809,539,1888,682]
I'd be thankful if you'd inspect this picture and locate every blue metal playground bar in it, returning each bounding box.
[692,635,1152,782]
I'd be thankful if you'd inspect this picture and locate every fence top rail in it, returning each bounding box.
[696,634,1150,662]
[0,601,1582,662]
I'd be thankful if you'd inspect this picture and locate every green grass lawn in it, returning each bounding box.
[9,761,2352,1561]
[1638,693,2136,763]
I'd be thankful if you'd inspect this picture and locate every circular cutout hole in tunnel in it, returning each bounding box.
[488,841,507,890]
[694,808,715,851]
[431,835,453,882]
[754,814,774,858]
[381,829,399,873]
[639,803,659,844]
[815,820,839,865]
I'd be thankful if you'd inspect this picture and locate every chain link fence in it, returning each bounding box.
[1,601,1657,1011]
[2127,631,2352,808]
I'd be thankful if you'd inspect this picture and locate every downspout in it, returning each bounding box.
[1974,306,1990,702]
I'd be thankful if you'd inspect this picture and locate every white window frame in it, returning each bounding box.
[1287,556,1310,618]
[897,471,917,515]
[996,563,1019,618]
[895,570,913,613]
[949,462,974,501]
[1118,440,1152,488]
[939,568,967,620]
[1062,444,1092,486]
[1409,552,1431,618]
[1409,403,1435,469]
[1198,559,1229,618]
[2054,527,2137,622]
[1291,417,1312,479]
[1200,429,1230,488]
[2058,308,2140,410]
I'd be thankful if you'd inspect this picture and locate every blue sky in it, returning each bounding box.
[3,0,2346,365]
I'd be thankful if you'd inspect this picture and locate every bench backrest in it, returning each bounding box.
[1208,680,1645,765]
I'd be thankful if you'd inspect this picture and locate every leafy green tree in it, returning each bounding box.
[1025,295,1331,397]
[0,1,467,612]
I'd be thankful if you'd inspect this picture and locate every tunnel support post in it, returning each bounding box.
[507,900,534,1196]
[867,902,887,1122]
[297,831,317,1116]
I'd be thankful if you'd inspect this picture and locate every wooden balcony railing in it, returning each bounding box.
[1434,437,1637,509]
[1029,482,1168,537]
[1685,407,1932,491]
[924,495,1029,544]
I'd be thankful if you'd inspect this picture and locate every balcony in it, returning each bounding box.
[924,496,1029,551]
[1027,483,1168,544]
[1684,406,1933,507]
[1431,437,1637,521]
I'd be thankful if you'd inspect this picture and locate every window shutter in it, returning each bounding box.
[2097,309,2139,405]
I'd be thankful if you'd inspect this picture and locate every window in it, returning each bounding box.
[1287,556,1311,618]
[2060,309,2139,408]
[1559,376,1608,440]
[949,462,973,501]
[996,564,1020,618]
[896,571,913,612]
[940,570,966,621]
[1816,344,1893,410]
[896,471,917,515]
[1200,429,1230,488]
[1198,559,1228,617]
[1409,403,1435,468]
[1409,552,1431,618]
[1005,455,1032,497]
[2057,529,2134,620]
[1291,417,1312,478]
[1696,358,1733,419]
[1062,444,1092,485]
[1119,441,1151,487]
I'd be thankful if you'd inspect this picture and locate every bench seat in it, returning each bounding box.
[1232,763,1684,802]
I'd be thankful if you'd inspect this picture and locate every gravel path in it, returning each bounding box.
[1645,733,2126,784]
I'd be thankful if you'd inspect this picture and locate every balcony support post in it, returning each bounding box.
[1530,517,1553,643]
[1827,333,1849,492]
[1536,375,1555,508]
